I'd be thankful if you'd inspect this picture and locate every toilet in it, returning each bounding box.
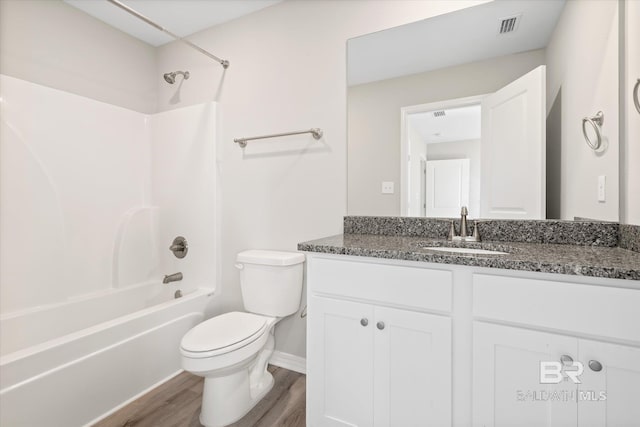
[180,250,305,427]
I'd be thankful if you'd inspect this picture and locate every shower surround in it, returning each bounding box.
[0,75,219,426]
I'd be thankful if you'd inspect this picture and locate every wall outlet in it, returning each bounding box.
[597,175,606,202]
[382,181,395,194]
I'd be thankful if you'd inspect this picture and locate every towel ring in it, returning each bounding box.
[634,79,640,114]
[582,111,604,150]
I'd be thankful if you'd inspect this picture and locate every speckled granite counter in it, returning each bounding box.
[298,233,640,281]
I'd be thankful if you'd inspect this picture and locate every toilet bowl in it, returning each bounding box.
[180,250,305,427]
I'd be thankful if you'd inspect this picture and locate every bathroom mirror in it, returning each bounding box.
[347,0,620,221]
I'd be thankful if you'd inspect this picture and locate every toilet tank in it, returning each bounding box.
[236,250,305,317]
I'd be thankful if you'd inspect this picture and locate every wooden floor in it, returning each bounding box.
[94,366,306,427]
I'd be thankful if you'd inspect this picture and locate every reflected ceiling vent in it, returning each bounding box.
[433,110,446,118]
[498,14,521,34]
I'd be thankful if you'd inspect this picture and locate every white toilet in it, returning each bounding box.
[180,250,305,427]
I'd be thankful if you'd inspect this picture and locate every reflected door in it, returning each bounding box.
[425,158,470,217]
[480,65,546,219]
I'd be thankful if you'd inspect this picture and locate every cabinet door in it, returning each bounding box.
[578,339,640,427]
[473,322,578,427]
[307,296,374,427]
[374,306,451,427]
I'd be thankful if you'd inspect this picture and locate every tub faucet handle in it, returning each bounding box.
[169,236,188,259]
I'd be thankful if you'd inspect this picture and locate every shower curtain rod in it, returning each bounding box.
[106,0,229,69]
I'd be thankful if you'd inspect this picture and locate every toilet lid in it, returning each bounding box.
[181,312,268,353]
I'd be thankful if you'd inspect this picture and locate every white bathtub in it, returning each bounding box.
[0,282,215,426]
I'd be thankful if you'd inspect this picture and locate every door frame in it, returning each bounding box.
[400,94,487,216]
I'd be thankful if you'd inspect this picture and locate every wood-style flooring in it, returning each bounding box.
[93,365,305,427]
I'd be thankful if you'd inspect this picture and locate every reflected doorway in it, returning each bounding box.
[402,98,482,218]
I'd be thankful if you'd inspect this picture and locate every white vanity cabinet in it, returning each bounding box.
[577,339,640,427]
[473,274,640,427]
[473,322,578,426]
[473,323,640,427]
[306,256,453,427]
[305,253,640,427]
[307,296,375,426]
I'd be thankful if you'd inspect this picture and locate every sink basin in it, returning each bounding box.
[422,247,509,255]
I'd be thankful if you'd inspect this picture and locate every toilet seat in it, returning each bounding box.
[180,312,270,359]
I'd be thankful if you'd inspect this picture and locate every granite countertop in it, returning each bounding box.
[298,234,640,280]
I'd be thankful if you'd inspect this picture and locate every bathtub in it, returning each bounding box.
[0,282,215,426]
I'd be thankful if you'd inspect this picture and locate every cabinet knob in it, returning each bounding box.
[376,321,385,330]
[588,360,603,372]
[560,354,574,366]
[360,318,368,327]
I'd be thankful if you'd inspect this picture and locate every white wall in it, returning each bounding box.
[156,0,487,358]
[545,0,619,221]
[348,49,546,216]
[0,0,157,113]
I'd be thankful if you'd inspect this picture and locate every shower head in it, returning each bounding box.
[163,70,190,84]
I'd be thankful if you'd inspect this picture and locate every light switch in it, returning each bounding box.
[382,181,395,194]
[597,175,606,202]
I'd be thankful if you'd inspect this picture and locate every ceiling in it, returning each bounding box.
[64,0,282,46]
[409,104,481,145]
[348,0,565,86]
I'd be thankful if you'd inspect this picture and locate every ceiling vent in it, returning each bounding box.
[498,14,521,34]
[433,110,446,118]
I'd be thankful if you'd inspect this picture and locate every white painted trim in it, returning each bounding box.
[400,94,487,216]
[269,350,306,374]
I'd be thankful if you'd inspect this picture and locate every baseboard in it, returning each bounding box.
[269,350,306,374]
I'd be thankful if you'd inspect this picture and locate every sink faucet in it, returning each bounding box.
[163,272,183,284]
[460,206,469,238]
[449,206,480,242]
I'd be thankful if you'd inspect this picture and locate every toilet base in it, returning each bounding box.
[199,367,274,427]
[183,316,281,427]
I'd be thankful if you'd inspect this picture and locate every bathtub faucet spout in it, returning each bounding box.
[163,272,183,284]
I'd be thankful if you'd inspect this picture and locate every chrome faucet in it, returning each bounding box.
[163,272,183,284]
[460,206,469,238]
[449,206,480,242]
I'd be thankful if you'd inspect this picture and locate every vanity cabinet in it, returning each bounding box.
[307,296,375,426]
[306,256,453,427]
[577,339,640,427]
[305,254,640,427]
[473,323,640,427]
[473,322,578,427]
[473,274,640,427]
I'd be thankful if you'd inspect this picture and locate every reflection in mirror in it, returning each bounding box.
[405,101,480,218]
[347,0,620,221]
